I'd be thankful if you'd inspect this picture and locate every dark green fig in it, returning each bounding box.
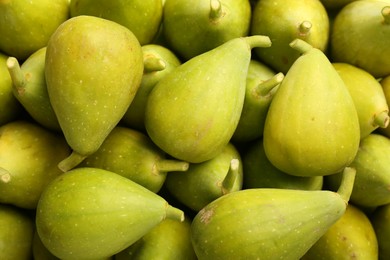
[302,204,378,260]
[163,0,252,60]
[0,120,70,209]
[165,143,243,212]
[0,0,69,61]
[45,15,144,172]
[371,203,390,260]
[331,0,390,78]
[378,75,390,138]
[115,218,197,260]
[325,133,390,208]
[191,167,356,260]
[263,39,360,177]
[0,53,22,126]
[36,167,185,260]
[70,0,163,45]
[80,126,189,193]
[251,0,329,73]
[333,62,389,139]
[7,47,61,131]
[122,44,182,131]
[232,60,283,143]
[0,204,34,260]
[145,35,271,163]
[242,138,323,190]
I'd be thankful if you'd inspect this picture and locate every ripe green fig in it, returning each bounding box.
[36,167,185,260]
[45,15,144,172]
[163,0,252,60]
[331,0,390,78]
[0,53,22,126]
[115,218,197,260]
[302,204,378,260]
[70,0,163,45]
[325,133,390,208]
[7,47,61,131]
[165,143,243,212]
[263,39,360,177]
[80,126,189,193]
[0,0,69,61]
[0,204,34,260]
[242,138,323,190]
[332,62,389,139]
[320,0,358,10]
[251,0,330,73]
[371,203,390,260]
[121,44,182,131]
[378,75,390,138]
[232,60,283,143]
[145,35,271,163]
[32,230,60,260]
[191,167,356,259]
[0,120,70,209]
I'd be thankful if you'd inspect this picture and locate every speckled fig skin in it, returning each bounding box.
[371,203,390,260]
[331,0,390,78]
[263,39,360,177]
[45,15,144,172]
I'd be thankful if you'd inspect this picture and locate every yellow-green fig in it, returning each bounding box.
[36,167,185,260]
[371,203,390,260]
[191,167,356,259]
[378,75,390,138]
[45,15,144,172]
[263,39,360,177]
[145,35,271,163]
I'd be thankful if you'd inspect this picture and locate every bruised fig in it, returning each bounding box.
[36,167,185,260]
[145,35,271,163]
[263,39,360,177]
[191,167,356,259]
[45,16,144,172]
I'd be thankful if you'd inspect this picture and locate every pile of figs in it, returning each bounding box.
[1,0,390,259]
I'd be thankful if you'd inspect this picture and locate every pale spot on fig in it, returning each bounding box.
[199,208,214,225]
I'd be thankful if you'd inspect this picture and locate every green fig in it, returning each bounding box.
[0,204,34,260]
[0,52,22,126]
[7,47,61,131]
[320,0,358,10]
[163,0,252,60]
[165,143,243,212]
[378,75,390,138]
[145,35,271,163]
[242,138,323,190]
[371,203,390,260]
[331,0,390,78]
[191,167,356,259]
[36,167,185,260]
[80,126,189,193]
[251,0,330,73]
[32,230,60,260]
[0,0,69,61]
[121,44,182,131]
[302,204,378,260]
[45,15,144,172]
[0,120,70,209]
[333,62,389,139]
[263,39,360,177]
[232,60,283,143]
[325,133,390,208]
[70,0,163,45]
[115,218,197,260]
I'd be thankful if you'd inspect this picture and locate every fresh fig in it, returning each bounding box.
[371,203,390,260]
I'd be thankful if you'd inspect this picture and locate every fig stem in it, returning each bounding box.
[289,38,313,55]
[209,0,223,20]
[6,57,26,93]
[374,111,390,128]
[58,151,87,172]
[155,160,189,172]
[0,167,11,183]
[336,167,356,203]
[245,35,272,49]
[143,56,166,73]
[165,204,185,222]
[255,72,284,98]
[382,6,390,25]
[221,158,240,195]
[298,21,312,36]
